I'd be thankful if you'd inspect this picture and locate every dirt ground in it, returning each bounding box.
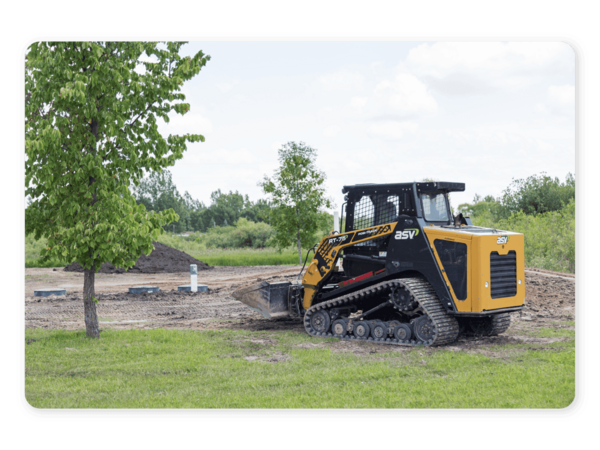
[25,266,575,355]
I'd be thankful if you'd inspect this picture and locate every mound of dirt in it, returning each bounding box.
[522,273,575,319]
[63,241,212,274]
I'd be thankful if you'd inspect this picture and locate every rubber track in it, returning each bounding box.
[304,278,459,347]
[489,313,511,335]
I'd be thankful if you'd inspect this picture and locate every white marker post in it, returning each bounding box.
[190,264,198,292]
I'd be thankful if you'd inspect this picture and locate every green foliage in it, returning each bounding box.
[457,194,503,222]
[154,234,304,266]
[500,172,575,217]
[133,177,272,233]
[25,230,309,268]
[457,173,575,273]
[25,234,64,267]
[316,210,335,237]
[260,142,333,264]
[25,41,210,271]
[473,199,576,273]
[25,328,574,408]
[196,218,274,249]
[133,170,205,233]
[200,189,266,229]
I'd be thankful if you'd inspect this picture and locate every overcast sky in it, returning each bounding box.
[157,41,575,212]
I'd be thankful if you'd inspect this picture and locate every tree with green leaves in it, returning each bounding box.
[240,198,272,224]
[133,170,205,233]
[260,141,332,265]
[202,189,247,227]
[25,42,209,337]
[457,194,503,221]
[500,172,575,217]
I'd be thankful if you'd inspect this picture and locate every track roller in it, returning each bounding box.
[353,321,371,339]
[393,323,412,341]
[370,321,388,339]
[332,319,348,337]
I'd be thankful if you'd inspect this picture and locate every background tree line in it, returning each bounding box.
[456,172,575,273]
[132,168,334,252]
[457,172,575,221]
[132,170,272,233]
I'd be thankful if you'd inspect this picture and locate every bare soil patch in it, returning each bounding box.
[25,265,300,297]
[25,267,575,354]
[525,267,575,279]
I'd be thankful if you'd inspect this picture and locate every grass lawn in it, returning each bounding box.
[26,232,303,268]
[25,327,574,409]
[181,247,301,267]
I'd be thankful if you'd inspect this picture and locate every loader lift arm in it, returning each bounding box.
[302,221,397,309]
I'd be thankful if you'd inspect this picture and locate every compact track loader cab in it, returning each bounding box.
[232,181,525,346]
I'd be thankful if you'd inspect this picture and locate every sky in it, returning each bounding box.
[156,41,575,212]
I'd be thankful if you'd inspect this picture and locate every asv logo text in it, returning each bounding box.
[496,236,509,245]
[395,229,419,240]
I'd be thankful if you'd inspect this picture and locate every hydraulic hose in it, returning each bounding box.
[296,244,318,283]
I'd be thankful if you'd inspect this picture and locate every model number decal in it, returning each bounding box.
[328,235,348,245]
[497,236,509,245]
[395,228,420,240]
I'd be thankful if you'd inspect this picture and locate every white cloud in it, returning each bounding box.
[216,80,239,93]
[323,126,341,137]
[351,96,368,108]
[160,112,213,136]
[367,120,418,140]
[373,73,438,116]
[310,69,365,92]
[548,85,575,111]
[536,85,575,116]
[406,42,574,93]
[183,146,256,166]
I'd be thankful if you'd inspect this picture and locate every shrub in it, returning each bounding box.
[472,199,575,273]
[196,218,275,249]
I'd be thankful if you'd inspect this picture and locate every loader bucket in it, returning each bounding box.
[231,281,291,319]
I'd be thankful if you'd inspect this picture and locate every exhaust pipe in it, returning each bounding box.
[231,281,292,319]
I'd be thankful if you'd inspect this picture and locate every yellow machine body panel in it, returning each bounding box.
[422,227,473,312]
[302,222,396,309]
[424,226,525,313]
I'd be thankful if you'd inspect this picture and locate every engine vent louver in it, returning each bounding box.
[490,251,517,299]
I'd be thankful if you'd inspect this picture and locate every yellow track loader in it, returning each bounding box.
[232,182,525,346]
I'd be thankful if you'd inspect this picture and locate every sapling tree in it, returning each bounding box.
[260,142,332,265]
[25,42,209,337]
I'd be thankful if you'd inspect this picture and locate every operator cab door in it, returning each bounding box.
[343,192,403,277]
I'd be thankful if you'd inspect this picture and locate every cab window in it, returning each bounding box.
[422,193,449,222]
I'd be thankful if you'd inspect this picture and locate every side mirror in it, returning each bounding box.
[453,213,468,226]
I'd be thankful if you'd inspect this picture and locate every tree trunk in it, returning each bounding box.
[83,263,100,338]
[297,228,302,266]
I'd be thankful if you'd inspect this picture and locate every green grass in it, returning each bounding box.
[25,258,66,268]
[528,327,575,339]
[25,233,303,268]
[25,234,66,268]
[182,248,301,266]
[156,234,304,266]
[25,328,575,409]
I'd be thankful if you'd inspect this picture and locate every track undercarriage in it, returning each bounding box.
[302,278,511,346]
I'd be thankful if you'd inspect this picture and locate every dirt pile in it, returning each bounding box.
[521,273,575,319]
[63,241,212,274]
